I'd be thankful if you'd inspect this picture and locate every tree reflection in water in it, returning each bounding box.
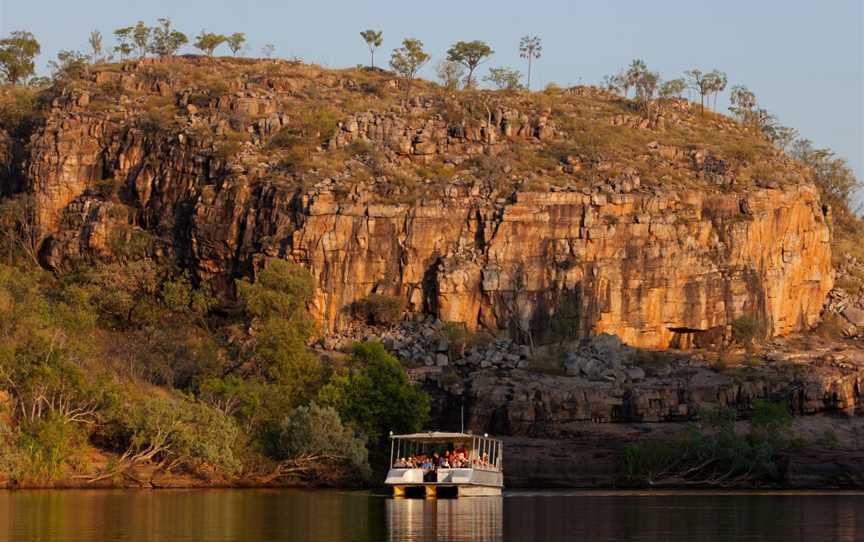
[1,490,862,541]
[386,497,503,542]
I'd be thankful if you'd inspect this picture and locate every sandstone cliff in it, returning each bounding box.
[3,57,833,349]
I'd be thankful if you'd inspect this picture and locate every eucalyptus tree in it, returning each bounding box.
[518,35,542,89]
[148,18,188,58]
[446,40,493,88]
[634,70,659,112]
[658,78,686,98]
[88,30,103,63]
[685,69,711,114]
[360,30,383,68]
[704,70,727,110]
[113,27,134,60]
[624,59,647,98]
[435,59,465,90]
[484,67,523,91]
[729,85,758,121]
[0,31,40,84]
[227,33,246,56]
[389,38,429,81]
[132,21,150,58]
[194,30,227,58]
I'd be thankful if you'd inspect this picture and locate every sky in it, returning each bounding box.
[2,0,862,182]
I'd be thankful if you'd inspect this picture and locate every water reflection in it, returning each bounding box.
[386,497,502,542]
[0,489,862,542]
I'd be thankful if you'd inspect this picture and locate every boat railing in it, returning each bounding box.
[388,433,504,475]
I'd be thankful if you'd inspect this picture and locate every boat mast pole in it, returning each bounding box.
[389,432,394,468]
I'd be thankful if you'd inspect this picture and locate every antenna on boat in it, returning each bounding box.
[460,399,464,434]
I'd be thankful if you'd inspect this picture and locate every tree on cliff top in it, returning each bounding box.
[113,27,134,60]
[658,78,686,99]
[624,59,647,98]
[685,68,726,115]
[435,59,465,90]
[88,30,103,63]
[48,50,89,82]
[389,38,429,81]
[446,40,493,88]
[484,67,523,91]
[148,18,188,58]
[519,35,542,90]
[360,30,383,69]
[227,33,246,56]
[790,139,860,212]
[132,21,150,58]
[0,31,41,85]
[194,30,227,58]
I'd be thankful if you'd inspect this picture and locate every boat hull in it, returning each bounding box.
[385,468,503,498]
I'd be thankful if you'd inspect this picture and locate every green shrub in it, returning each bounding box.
[104,391,242,475]
[619,402,792,486]
[732,315,767,347]
[272,402,370,484]
[16,414,86,481]
[266,106,340,153]
[139,96,176,132]
[161,271,215,318]
[319,341,430,449]
[0,86,37,132]
[352,294,405,326]
[98,79,124,97]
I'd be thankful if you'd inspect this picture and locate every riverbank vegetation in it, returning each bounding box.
[619,401,794,487]
[0,253,429,487]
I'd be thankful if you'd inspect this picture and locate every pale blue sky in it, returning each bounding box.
[2,0,862,181]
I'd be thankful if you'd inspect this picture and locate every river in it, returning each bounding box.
[1,489,862,541]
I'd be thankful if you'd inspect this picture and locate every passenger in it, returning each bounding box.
[455,452,465,468]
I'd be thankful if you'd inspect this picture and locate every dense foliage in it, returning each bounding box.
[320,342,431,446]
[620,401,793,487]
[0,252,429,486]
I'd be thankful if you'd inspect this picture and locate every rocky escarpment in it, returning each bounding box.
[413,334,864,487]
[5,57,833,349]
[286,184,831,348]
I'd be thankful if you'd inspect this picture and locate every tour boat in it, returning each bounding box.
[385,431,504,498]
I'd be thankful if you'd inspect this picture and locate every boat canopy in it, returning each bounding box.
[390,432,477,443]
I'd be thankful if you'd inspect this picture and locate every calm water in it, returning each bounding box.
[1,489,862,542]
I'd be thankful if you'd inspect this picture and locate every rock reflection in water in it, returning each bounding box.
[1,489,862,541]
[386,497,503,542]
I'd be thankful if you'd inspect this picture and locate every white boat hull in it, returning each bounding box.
[385,468,503,497]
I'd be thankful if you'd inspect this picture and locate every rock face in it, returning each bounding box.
[418,339,864,488]
[7,58,833,349]
[274,184,830,349]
